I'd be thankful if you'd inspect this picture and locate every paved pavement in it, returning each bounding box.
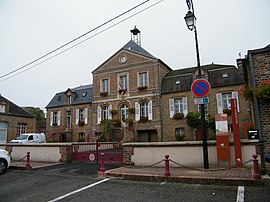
[10,160,270,186]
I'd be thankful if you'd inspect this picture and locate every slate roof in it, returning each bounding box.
[122,40,157,59]
[46,84,93,108]
[0,95,35,118]
[161,64,244,94]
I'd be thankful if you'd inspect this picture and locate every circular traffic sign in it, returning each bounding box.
[191,79,211,97]
[89,153,96,161]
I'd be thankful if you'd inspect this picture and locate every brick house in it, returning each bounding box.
[161,64,251,141]
[46,28,252,143]
[91,38,171,142]
[0,95,36,143]
[46,85,92,142]
[239,44,270,172]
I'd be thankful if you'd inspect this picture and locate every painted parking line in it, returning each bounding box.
[48,178,110,202]
[236,186,244,202]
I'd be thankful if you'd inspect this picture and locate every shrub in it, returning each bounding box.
[173,112,184,120]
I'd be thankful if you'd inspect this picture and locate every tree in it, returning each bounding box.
[23,107,45,122]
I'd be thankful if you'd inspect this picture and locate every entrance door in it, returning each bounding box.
[0,122,7,143]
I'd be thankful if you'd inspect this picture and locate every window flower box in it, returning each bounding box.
[118,89,127,94]
[78,121,85,126]
[139,116,148,123]
[223,108,231,115]
[173,113,184,120]
[100,92,108,96]
[138,86,148,91]
[52,123,58,127]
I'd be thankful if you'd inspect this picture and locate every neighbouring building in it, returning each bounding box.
[46,27,252,143]
[46,85,92,142]
[238,44,270,172]
[0,95,36,143]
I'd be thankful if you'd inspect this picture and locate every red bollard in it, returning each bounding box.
[164,155,170,177]
[26,152,31,169]
[100,153,105,173]
[252,154,261,180]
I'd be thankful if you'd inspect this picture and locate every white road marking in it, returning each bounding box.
[48,178,110,202]
[236,186,245,202]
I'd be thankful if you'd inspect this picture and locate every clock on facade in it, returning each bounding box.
[119,56,127,64]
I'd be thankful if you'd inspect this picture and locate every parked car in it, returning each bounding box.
[10,133,46,143]
[0,149,11,174]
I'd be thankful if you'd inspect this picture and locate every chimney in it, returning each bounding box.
[236,58,248,84]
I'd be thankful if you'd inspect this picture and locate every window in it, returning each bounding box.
[223,73,228,78]
[198,104,209,114]
[0,122,7,143]
[169,97,188,118]
[174,80,181,91]
[50,111,60,126]
[0,105,5,113]
[76,108,88,125]
[135,101,152,121]
[102,79,109,92]
[121,104,128,120]
[67,95,72,105]
[119,75,127,89]
[222,93,232,110]
[216,92,239,114]
[175,128,185,141]
[139,72,148,87]
[17,123,27,135]
[141,102,148,118]
[79,133,85,142]
[102,106,109,120]
[66,111,71,129]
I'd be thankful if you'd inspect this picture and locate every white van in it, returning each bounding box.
[10,133,46,143]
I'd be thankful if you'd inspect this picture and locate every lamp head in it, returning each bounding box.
[184,11,196,31]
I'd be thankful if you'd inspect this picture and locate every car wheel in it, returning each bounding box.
[0,159,8,175]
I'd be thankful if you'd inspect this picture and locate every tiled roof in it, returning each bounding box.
[0,95,35,117]
[46,84,93,108]
[161,64,244,94]
[122,40,157,59]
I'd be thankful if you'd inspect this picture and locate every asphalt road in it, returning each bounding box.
[1,162,270,202]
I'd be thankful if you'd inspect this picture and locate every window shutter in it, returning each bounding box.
[108,105,112,120]
[75,109,79,125]
[169,99,174,118]
[135,102,140,121]
[57,111,61,126]
[216,93,223,114]
[84,108,88,124]
[148,100,153,120]
[182,97,188,117]
[232,91,240,112]
[50,112,53,126]
[97,106,101,124]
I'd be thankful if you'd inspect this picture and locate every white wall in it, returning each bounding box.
[124,140,258,168]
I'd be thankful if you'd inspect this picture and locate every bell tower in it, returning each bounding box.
[130,26,141,46]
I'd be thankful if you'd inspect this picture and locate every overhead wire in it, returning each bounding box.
[0,0,152,81]
[0,0,165,83]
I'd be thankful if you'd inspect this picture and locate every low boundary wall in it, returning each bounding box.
[123,140,259,168]
[0,143,72,163]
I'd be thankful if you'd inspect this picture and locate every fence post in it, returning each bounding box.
[164,155,170,177]
[252,154,261,180]
[96,139,99,163]
[26,152,31,169]
[100,153,105,173]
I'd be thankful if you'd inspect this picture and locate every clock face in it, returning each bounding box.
[119,56,127,64]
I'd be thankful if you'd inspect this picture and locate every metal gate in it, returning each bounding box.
[72,140,123,163]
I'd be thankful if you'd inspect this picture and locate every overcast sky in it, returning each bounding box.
[0,0,269,111]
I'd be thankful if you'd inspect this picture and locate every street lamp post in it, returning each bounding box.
[184,1,209,169]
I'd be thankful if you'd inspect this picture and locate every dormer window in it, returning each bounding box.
[223,73,228,78]
[0,104,6,113]
[67,95,72,105]
[175,80,181,85]
[82,92,87,97]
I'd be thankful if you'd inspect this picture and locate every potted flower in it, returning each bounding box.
[223,108,231,115]
[100,92,108,96]
[139,116,148,123]
[78,120,85,126]
[256,80,270,100]
[118,88,127,94]
[138,86,148,91]
[173,112,184,120]
[239,85,253,100]
[110,109,118,115]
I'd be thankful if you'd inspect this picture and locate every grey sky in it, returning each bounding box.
[0,0,269,110]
